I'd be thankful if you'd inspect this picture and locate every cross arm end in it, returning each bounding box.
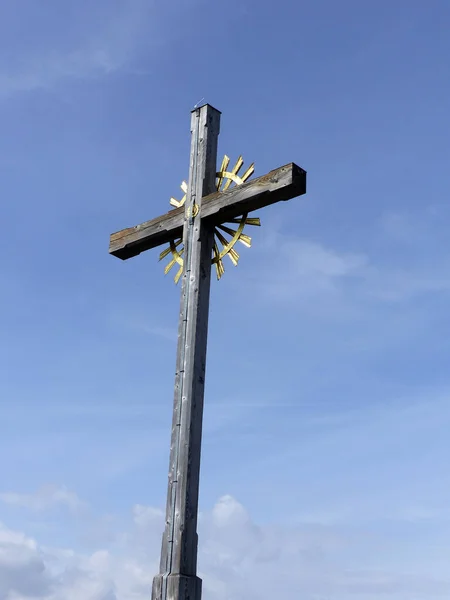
[109,208,184,260]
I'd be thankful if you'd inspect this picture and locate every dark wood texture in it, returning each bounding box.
[109,163,306,260]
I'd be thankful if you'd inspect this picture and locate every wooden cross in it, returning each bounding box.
[109,104,306,600]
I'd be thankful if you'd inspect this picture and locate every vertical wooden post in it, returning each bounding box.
[152,105,221,600]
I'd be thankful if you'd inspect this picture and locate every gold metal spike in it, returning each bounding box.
[227,247,240,266]
[229,216,261,226]
[238,233,252,247]
[213,242,225,280]
[214,212,248,260]
[163,242,184,275]
[159,246,172,260]
[217,158,255,192]
[170,240,184,266]
[216,155,230,191]
[231,156,244,174]
[215,262,224,279]
[164,255,178,275]
[174,265,183,284]
[217,224,238,237]
[214,229,229,248]
[240,163,255,183]
[159,239,182,261]
[162,154,260,283]
[222,156,244,191]
[170,181,188,208]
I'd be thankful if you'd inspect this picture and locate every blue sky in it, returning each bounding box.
[1,0,450,598]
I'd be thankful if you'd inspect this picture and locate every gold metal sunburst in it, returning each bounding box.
[159,155,261,283]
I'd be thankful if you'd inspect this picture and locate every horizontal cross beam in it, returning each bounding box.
[109,162,306,260]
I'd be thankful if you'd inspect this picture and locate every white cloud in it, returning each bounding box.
[0,485,86,514]
[379,207,442,245]
[0,523,50,598]
[247,232,368,310]
[132,505,164,529]
[380,210,418,243]
[364,267,450,301]
[1,494,449,599]
[246,223,450,310]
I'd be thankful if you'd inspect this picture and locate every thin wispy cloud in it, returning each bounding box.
[2,1,450,598]
[245,215,450,310]
[0,485,86,514]
[0,0,153,98]
[108,309,177,342]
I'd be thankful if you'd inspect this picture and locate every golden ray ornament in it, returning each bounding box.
[159,155,261,283]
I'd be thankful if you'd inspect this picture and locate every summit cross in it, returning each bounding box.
[109,104,307,600]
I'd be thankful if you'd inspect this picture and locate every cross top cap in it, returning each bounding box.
[191,102,221,114]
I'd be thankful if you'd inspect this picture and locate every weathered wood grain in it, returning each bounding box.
[109,163,306,260]
[110,104,309,600]
[152,104,220,600]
